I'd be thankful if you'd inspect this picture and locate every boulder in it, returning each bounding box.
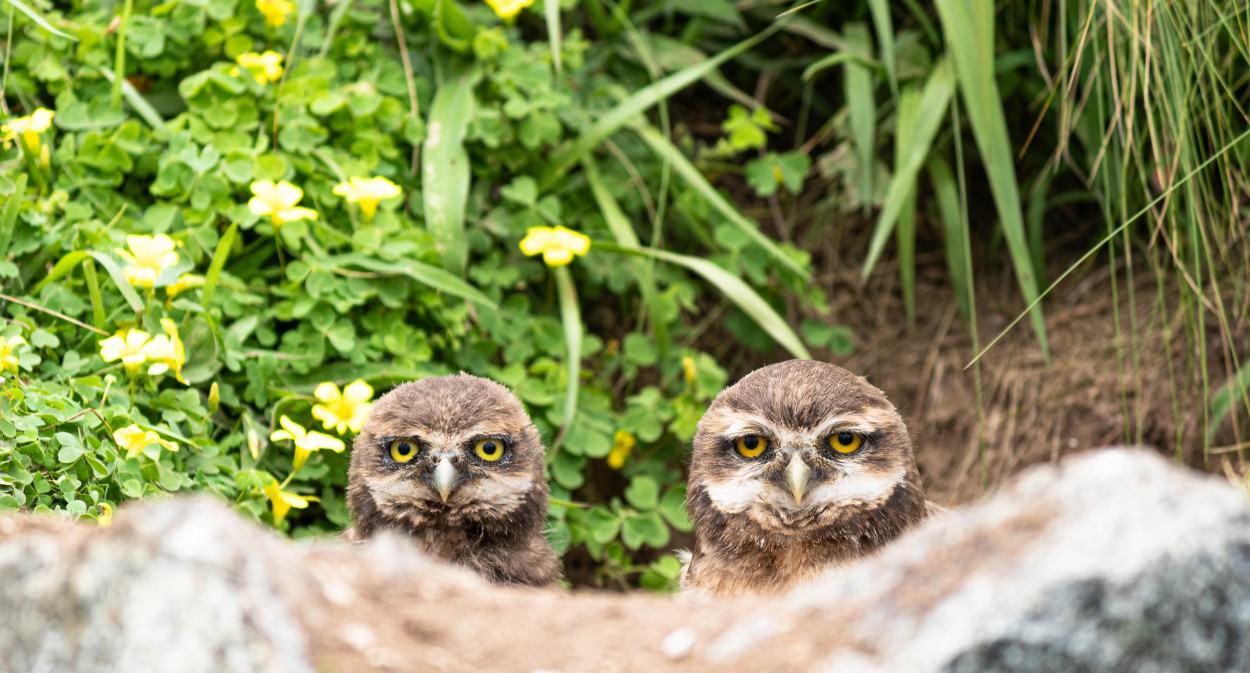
[0,448,1246,673]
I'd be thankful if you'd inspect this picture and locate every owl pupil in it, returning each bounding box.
[397,443,411,455]
[743,435,760,449]
[837,432,854,445]
[483,441,496,453]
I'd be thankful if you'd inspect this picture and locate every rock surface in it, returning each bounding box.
[1,448,1247,673]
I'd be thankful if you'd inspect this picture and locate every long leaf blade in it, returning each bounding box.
[537,21,784,191]
[5,0,76,40]
[934,0,1049,359]
[202,222,238,308]
[606,244,811,360]
[312,253,498,309]
[632,124,808,278]
[862,58,954,278]
[422,64,478,277]
[551,266,581,451]
[86,251,145,314]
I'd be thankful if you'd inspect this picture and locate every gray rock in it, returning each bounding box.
[0,500,316,673]
[742,448,1250,672]
[0,448,1246,673]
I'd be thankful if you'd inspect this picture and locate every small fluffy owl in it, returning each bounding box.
[345,374,561,587]
[682,360,932,596]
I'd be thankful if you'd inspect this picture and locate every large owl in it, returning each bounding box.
[682,360,932,596]
[345,374,561,587]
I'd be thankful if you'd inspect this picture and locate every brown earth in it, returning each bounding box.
[803,241,1250,506]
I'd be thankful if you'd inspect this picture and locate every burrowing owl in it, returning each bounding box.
[346,374,561,587]
[682,360,932,596]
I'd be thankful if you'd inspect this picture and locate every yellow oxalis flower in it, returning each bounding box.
[312,379,374,435]
[116,234,180,288]
[166,273,205,297]
[270,415,346,472]
[248,180,317,226]
[99,329,154,374]
[1,107,55,152]
[518,226,591,267]
[113,424,179,460]
[142,319,188,384]
[485,0,533,20]
[332,176,402,221]
[0,335,25,374]
[682,355,698,387]
[263,479,319,527]
[607,429,636,470]
[236,51,285,85]
[97,503,113,528]
[255,0,294,27]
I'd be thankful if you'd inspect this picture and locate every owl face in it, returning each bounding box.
[689,360,919,539]
[348,374,548,532]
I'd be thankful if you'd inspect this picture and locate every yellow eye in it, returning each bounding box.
[828,432,863,454]
[735,434,768,459]
[474,438,506,462]
[388,439,419,463]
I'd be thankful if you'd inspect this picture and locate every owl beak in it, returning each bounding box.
[433,457,458,503]
[786,454,812,505]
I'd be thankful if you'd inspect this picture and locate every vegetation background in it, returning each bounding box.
[1,0,1247,590]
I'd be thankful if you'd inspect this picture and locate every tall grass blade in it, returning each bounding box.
[862,58,954,278]
[633,124,807,278]
[1207,361,1250,445]
[537,21,785,192]
[36,250,143,314]
[552,266,582,451]
[968,125,1250,368]
[0,173,26,257]
[85,251,144,314]
[99,66,170,140]
[582,157,669,356]
[844,23,876,211]
[602,243,811,360]
[545,0,562,75]
[81,259,106,330]
[202,222,238,308]
[311,253,498,309]
[422,64,478,277]
[933,0,1048,360]
[893,87,921,324]
[865,0,898,98]
[928,157,972,321]
[4,0,75,39]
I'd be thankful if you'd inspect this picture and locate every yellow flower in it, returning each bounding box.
[143,319,188,384]
[607,429,636,470]
[166,273,205,297]
[682,355,697,387]
[0,335,25,374]
[270,415,346,472]
[1,107,55,152]
[485,0,533,20]
[255,0,294,27]
[236,51,285,85]
[99,329,153,374]
[113,424,179,460]
[332,176,402,221]
[311,379,374,435]
[518,226,591,267]
[263,479,319,527]
[97,503,113,528]
[116,234,180,289]
[248,179,317,226]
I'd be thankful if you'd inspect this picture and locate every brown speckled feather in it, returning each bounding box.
[682,360,930,596]
[346,374,561,587]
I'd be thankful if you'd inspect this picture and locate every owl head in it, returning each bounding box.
[347,374,549,538]
[686,360,927,554]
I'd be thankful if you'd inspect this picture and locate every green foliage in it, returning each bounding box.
[0,0,831,589]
